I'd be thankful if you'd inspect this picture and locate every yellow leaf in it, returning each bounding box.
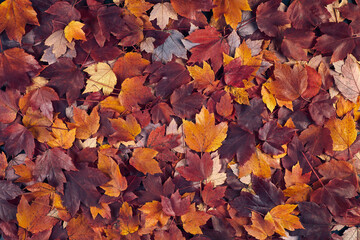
[183,106,228,152]
[336,95,354,117]
[109,114,141,142]
[181,204,211,235]
[284,162,311,187]
[267,204,304,236]
[125,0,153,17]
[324,113,357,151]
[139,201,170,228]
[213,0,251,29]
[68,106,100,140]
[225,86,250,105]
[244,211,275,240]
[238,147,272,179]
[187,61,218,93]
[118,202,139,235]
[47,118,76,149]
[90,202,111,219]
[98,148,127,197]
[129,147,161,174]
[235,41,262,80]
[22,108,53,143]
[83,62,117,95]
[64,20,86,42]
[261,85,276,112]
[100,96,126,113]
[283,183,312,203]
[0,0,39,42]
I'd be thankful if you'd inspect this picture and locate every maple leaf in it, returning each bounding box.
[259,121,295,155]
[83,62,117,96]
[154,222,185,240]
[0,48,41,92]
[152,30,187,63]
[64,20,86,42]
[16,196,58,233]
[185,26,230,73]
[308,91,336,125]
[267,204,304,236]
[181,203,211,235]
[147,62,191,98]
[63,166,109,216]
[202,182,226,208]
[176,151,212,182]
[238,147,273,179]
[44,30,75,59]
[170,0,213,21]
[256,0,290,37]
[0,180,22,221]
[235,98,266,132]
[41,58,84,103]
[146,125,180,162]
[314,22,357,63]
[244,211,275,240]
[149,3,178,30]
[139,200,170,228]
[117,202,139,235]
[130,147,161,175]
[47,118,76,149]
[118,76,154,110]
[213,0,251,29]
[0,0,39,42]
[0,123,35,157]
[284,162,311,187]
[187,61,218,93]
[287,0,335,30]
[299,124,333,155]
[109,114,141,143]
[216,92,233,118]
[231,175,284,217]
[19,86,59,120]
[22,108,53,143]
[219,123,255,164]
[98,148,127,197]
[224,58,254,87]
[33,148,76,191]
[324,113,357,151]
[161,190,190,217]
[281,28,315,61]
[170,84,206,119]
[183,106,228,152]
[124,0,153,18]
[68,106,100,140]
[332,54,360,102]
[267,63,308,101]
[113,52,150,82]
[294,202,332,239]
[0,89,20,124]
[66,214,96,239]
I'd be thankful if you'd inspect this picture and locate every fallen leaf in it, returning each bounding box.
[130,147,161,175]
[83,62,117,95]
[183,106,228,152]
[139,200,170,228]
[47,118,76,149]
[68,106,100,140]
[0,0,39,42]
[324,113,357,151]
[213,0,252,29]
[64,20,86,42]
[117,202,139,235]
[44,30,75,59]
[149,3,178,30]
[181,203,211,235]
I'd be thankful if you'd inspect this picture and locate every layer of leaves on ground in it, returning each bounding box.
[0,0,359,239]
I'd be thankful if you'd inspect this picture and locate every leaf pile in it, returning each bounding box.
[0,0,360,239]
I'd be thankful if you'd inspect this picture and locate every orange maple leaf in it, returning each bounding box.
[0,0,39,42]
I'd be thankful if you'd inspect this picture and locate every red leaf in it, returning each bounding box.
[0,123,35,157]
[185,26,230,73]
[177,151,213,182]
[256,0,290,37]
[0,48,41,92]
[161,190,190,216]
